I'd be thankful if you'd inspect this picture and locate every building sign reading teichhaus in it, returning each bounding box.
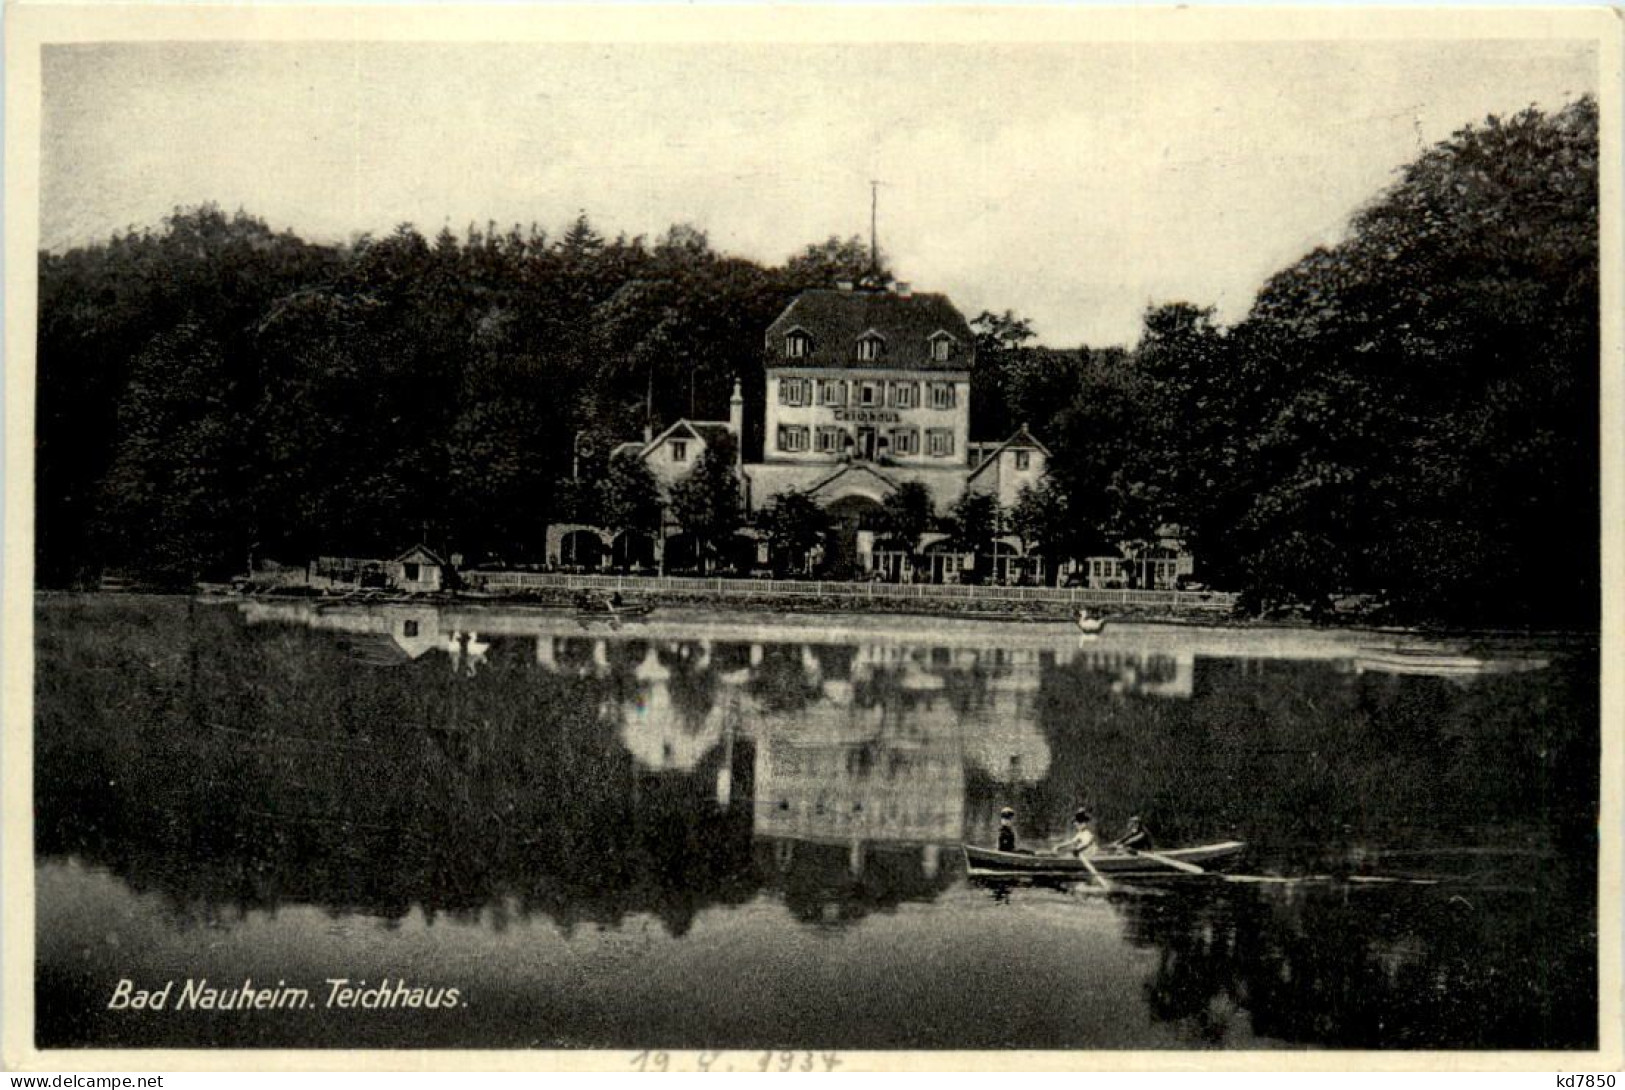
[832,409,901,424]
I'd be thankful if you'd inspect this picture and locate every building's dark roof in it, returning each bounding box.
[393,544,446,566]
[765,289,975,372]
[689,423,734,446]
[641,419,734,456]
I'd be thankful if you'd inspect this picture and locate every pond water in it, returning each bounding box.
[33,595,1598,1050]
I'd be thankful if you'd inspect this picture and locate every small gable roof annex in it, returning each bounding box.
[393,544,446,567]
[641,419,733,458]
[968,426,1052,479]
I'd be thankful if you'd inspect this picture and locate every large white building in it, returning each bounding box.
[548,279,1193,585]
[740,282,1050,579]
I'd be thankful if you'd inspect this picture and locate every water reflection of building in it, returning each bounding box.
[1084,650,1195,699]
[240,601,501,674]
[237,607,1209,801]
[253,602,1350,711]
[751,705,964,849]
[244,603,1555,847]
[606,643,735,775]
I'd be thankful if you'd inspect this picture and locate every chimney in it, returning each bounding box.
[728,379,744,457]
[894,281,911,298]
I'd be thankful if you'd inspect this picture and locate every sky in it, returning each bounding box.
[41,38,1596,347]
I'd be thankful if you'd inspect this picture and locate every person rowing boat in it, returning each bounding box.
[1104,816,1212,875]
[1050,809,1099,858]
[1110,815,1154,852]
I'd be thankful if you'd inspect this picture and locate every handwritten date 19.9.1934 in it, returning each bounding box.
[630,1051,842,1072]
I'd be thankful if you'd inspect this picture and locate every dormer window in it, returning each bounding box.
[856,334,885,362]
[785,331,811,359]
[929,332,956,362]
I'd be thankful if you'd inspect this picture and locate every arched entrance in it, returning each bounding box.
[612,530,657,572]
[663,533,702,574]
[560,529,606,570]
[988,539,1020,584]
[1025,544,1054,586]
[922,538,968,584]
[721,533,760,575]
[821,493,885,579]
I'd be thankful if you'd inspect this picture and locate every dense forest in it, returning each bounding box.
[37,98,1597,625]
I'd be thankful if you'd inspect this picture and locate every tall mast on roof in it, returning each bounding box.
[869,179,880,275]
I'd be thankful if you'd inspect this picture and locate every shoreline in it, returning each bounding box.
[38,585,1598,643]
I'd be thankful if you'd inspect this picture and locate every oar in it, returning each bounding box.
[1078,853,1113,891]
[1127,848,1209,876]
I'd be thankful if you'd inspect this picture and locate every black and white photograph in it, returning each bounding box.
[4,4,1619,1070]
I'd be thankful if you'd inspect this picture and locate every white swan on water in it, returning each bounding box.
[1075,608,1107,635]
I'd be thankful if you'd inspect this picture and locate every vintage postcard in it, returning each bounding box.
[4,3,1621,1074]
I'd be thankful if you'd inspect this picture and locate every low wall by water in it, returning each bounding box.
[461,570,1238,617]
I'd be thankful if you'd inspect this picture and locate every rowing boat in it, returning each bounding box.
[963,840,1246,878]
[1354,646,1548,678]
[574,603,654,621]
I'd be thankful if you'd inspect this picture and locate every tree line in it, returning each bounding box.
[39,213,877,584]
[977,98,1598,625]
[37,97,1597,625]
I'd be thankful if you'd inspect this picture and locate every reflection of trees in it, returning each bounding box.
[555,636,598,673]
[810,643,857,679]
[479,635,537,671]
[35,598,761,938]
[663,643,719,727]
[606,637,650,676]
[754,839,957,929]
[1116,875,1596,1049]
[747,644,821,713]
[708,640,754,677]
[1026,652,1599,871]
[943,664,991,717]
